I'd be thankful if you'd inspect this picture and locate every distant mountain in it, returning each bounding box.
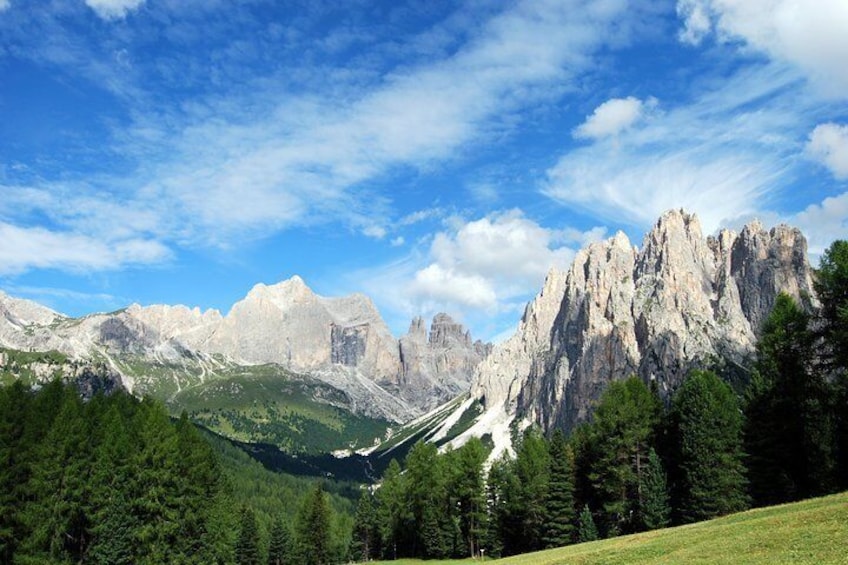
[424,210,816,459]
[0,278,489,429]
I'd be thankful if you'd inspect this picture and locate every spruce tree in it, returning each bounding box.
[577,505,598,543]
[513,427,550,552]
[543,430,576,548]
[351,491,378,562]
[376,459,406,560]
[747,293,834,504]
[235,506,261,565]
[587,377,661,535]
[268,517,294,565]
[639,448,670,530]
[671,370,748,523]
[452,437,488,558]
[814,240,848,489]
[297,484,332,565]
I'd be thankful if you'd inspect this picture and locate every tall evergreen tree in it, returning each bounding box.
[351,491,378,562]
[376,459,407,560]
[543,430,576,548]
[671,370,748,523]
[297,484,332,565]
[814,240,848,373]
[268,517,294,565]
[0,381,31,562]
[235,506,261,565]
[639,448,670,530]
[513,427,551,552]
[587,377,661,536]
[20,388,92,562]
[451,437,488,558]
[814,240,848,489]
[577,505,599,543]
[747,293,834,504]
[404,441,451,558]
[486,454,519,557]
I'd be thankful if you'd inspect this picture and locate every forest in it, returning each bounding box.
[0,240,845,564]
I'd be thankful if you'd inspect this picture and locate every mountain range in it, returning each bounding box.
[0,209,817,462]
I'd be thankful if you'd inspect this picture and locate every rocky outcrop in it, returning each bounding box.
[397,314,491,411]
[0,277,488,421]
[445,210,815,457]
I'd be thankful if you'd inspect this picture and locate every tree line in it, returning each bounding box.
[0,379,352,564]
[353,240,848,561]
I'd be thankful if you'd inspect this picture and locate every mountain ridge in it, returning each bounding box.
[0,278,489,423]
[431,209,816,459]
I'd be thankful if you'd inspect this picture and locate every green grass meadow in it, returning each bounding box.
[374,491,848,565]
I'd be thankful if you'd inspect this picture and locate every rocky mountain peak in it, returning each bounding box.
[444,210,818,460]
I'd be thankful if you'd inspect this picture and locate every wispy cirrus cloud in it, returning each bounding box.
[543,63,824,232]
[676,0,848,95]
[2,0,646,271]
[0,221,170,276]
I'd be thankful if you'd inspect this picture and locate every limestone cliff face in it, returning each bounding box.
[397,313,491,411]
[451,210,815,455]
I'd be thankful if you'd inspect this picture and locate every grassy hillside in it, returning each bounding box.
[171,369,390,454]
[374,491,848,565]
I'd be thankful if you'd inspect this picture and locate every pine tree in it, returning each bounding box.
[297,484,332,565]
[20,388,92,562]
[814,240,848,489]
[577,505,598,543]
[513,427,550,552]
[452,437,488,558]
[0,381,31,562]
[747,293,834,504]
[639,448,670,530]
[587,377,661,535]
[268,517,293,565]
[814,240,848,373]
[235,506,261,565]
[376,459,407,560]
[543,430,576,548]
[671,370,748,523]
[351,491,378,562]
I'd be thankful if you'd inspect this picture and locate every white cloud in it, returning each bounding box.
[544,63,808,233]
[390,236,405,247]
[807,123,848,179]
[793,192,848,256]
[574,96,654,140]
[411,264,497,311]
[0,1,10,13]
[112,0,636,246]
[363,225,387,239]
[676,0,848,94]
[85,0,145,20]
[401,210,578,315]
[349,209,597,340]
[0,222,170,275]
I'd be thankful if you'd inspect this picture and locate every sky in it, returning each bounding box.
[0,0,846,343]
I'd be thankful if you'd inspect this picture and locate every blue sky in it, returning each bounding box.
[0,0,846,342]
